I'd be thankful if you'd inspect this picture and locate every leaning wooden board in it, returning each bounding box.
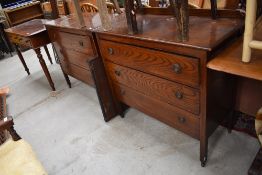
[45,13,119,122]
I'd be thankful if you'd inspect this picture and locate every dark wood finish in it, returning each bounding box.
[5,19,57,91]
[169,0,189,41]
[95,13,244,166]
[45,14,120,121]
[50,0,59,19]
[125,0,138,34]
[0,90,21,143]
[0,116,21,141]
[140,7,245,18]
[34,48,55,91]
[248,148,262,175]
[4,1,44,27]
[14,44,30,75]
[210,0,217,19]
[89,57,120,122]
[44,45,53,64]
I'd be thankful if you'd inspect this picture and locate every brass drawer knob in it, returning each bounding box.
[178,116,186,123]
[114,70,121,76]
[175,91,183,99]
[173,63,182,74]
[108,48,114,55]
[120,89,125,95]
[79,41,84,47]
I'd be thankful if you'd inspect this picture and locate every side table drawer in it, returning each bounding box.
[113,83,200,139]
[100,40,200,87]
[7,33,31,47]
[106,62,200,115]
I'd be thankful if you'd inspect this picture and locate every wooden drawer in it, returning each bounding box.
[58,47,93,70]
[58,32,94,56]
[7,33,31,47]
[106,62,200,115]
[100,40,200,87]
[113,83,200,139]
[60,60,94,86]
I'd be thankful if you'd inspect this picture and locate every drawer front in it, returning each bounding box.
[106,62,200,115]
[60,60,94,86]
[58,47,93,70]
[113,83,200,139]
[100,40,199,87]
[58,32,94,56]
[7,33,31,47]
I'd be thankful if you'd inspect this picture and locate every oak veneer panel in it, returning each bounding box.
[106,62,200,114]
[113,83,200,139]
[60,60,94,86]
[100,40,200,87]
[58,32,95,55]
[60,48,94,70]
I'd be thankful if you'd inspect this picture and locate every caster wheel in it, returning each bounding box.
[201,156,207,167]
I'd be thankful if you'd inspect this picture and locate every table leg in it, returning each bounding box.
[44,45,53,64]
[14,44,30,75]
[34,48,56,91]
[62,71,71,88]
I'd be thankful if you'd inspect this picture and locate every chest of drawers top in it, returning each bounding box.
[96,14,243,58]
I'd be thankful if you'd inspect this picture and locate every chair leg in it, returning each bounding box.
[242,0,257,63]
[44,45,53,64]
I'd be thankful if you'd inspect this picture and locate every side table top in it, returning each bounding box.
[5,19,49,37]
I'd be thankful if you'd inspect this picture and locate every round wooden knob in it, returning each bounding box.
[173,63,182,74]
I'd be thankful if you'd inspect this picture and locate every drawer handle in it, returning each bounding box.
[120,89,125,95]
[178,116,186,123]
[108,48,114,55]
[175,91,183,99]
[114,70,121,76]
[79,41,84,47]
[173,63,182,74]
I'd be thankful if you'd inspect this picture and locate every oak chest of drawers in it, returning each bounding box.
[96,14,244,166]
[45,14,119,122]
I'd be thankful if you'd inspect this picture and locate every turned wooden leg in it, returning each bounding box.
[7,126,21,141]
[15,44,30,75]
[62,71,71,88]
[34,48,56,91]
[44,45,53,64]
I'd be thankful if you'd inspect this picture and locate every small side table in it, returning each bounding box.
[5,19,57,91]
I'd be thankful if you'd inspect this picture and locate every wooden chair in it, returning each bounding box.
[106,2,116,13]
[256,107,262,146]
[81,2,98,13]
[188,0,239,9]
[248,108,262,175]
[0,87,47,175]
[242,1,262,63]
